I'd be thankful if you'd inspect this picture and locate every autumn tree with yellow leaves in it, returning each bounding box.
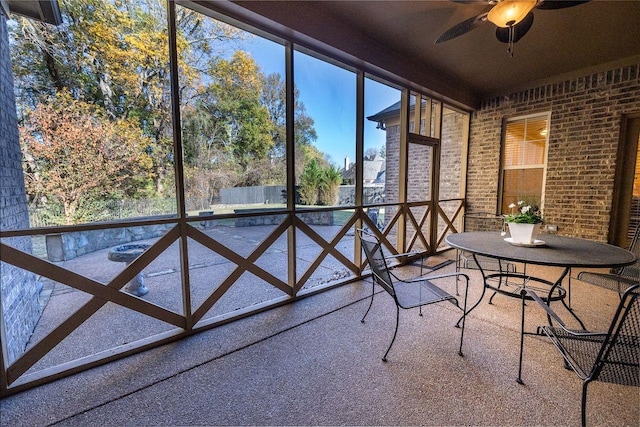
[12,0,320,220]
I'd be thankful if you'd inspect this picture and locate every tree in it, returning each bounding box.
[181,51,275,196]
[20,92,153,224]
[260,72,319,182]
[11,0,322,209]
[10,0,243,195]
[261,72,317,157]
[181,61,322,205]
[261,73,287,158]
[208,51,275,173]
[181,101,235,209]
[365,147,378,160]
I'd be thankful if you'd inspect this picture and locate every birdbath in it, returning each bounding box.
[107,244,151,296]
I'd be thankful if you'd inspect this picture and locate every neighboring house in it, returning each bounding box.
[341,155,385,185]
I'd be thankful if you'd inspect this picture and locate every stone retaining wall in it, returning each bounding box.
[234,209,333,227]
[338,185,385,206]
[45,217,176,262]
[221,185,386,207]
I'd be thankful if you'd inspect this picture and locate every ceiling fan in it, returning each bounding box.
[435,0,590,56]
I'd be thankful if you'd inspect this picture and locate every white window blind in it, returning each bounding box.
[501,113,549,213]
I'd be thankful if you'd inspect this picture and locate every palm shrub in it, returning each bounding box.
[319,165,343,205]
[298,159,322,205]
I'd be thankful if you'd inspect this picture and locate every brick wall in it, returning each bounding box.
[440,112,465,200]
[467,62,640,241]
[384,124,401,204]
[0,12,40,364]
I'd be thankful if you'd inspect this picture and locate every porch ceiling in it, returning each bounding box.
[231,1,640,108]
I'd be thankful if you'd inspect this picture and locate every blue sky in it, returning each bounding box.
[242,35,400,168]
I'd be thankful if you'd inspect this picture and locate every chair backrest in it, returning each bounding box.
[592,284,639,386]
[357,229,395,297]
[620,226,640,279]
[366,207,381,230]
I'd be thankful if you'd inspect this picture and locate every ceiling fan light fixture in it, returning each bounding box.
[487,0,537,27]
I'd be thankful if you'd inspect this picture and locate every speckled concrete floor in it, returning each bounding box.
[1,258,638,426]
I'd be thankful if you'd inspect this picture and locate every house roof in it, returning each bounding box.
[366,101,402,124]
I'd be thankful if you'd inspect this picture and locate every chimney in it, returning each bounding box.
[344,156,350,171]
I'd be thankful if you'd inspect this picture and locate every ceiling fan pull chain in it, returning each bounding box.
[507,24,515,57]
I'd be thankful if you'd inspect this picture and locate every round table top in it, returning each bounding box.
[446,231,636,268]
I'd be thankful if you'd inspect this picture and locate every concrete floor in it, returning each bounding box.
[1,254,638,426]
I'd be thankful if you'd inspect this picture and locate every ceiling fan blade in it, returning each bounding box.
[495,12,534,44]
[535,0,590,10]
[451,0,494,4]
[435,12,489,43]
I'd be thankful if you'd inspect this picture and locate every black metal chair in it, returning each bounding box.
[523,284,639,426]
[456,212,514,273]
[357,228,470,361]
[455,212,518,300]
[365,207,383,231]
[576,226,640,295]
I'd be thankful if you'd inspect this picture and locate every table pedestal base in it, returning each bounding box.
[464,254,583,384]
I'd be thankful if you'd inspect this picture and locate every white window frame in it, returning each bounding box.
[499,111,551,214]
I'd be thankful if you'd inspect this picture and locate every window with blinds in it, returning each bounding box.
[500,113,550,214]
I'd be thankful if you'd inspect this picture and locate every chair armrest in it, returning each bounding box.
[576,271,637,293]
[405,271,470,283]
[525,289,609,337]
[385,251,425,276]
[524,289,568,328]
[384,251,420,260]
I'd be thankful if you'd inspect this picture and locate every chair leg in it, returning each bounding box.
[382,305,400,362]
[581,380,591,427]
[488,262,506,304]
[567,267,572,308]
[458,277,469,357]
[361,281,375,323]
[517,290,526,384]
[455,250,461,296]
[488,290,498,304]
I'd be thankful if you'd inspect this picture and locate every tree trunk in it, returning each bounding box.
[63,200,74,225]
[155,164,165,195]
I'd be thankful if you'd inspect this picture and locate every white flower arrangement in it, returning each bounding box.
[504,200,543,224]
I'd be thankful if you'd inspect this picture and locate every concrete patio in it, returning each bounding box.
[1,245,638,426]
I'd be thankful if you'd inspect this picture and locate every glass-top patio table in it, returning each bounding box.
[445,231,636,383]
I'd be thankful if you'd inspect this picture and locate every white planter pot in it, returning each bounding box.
[507,222,540,244]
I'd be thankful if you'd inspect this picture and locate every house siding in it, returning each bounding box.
[467,62,640,241]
